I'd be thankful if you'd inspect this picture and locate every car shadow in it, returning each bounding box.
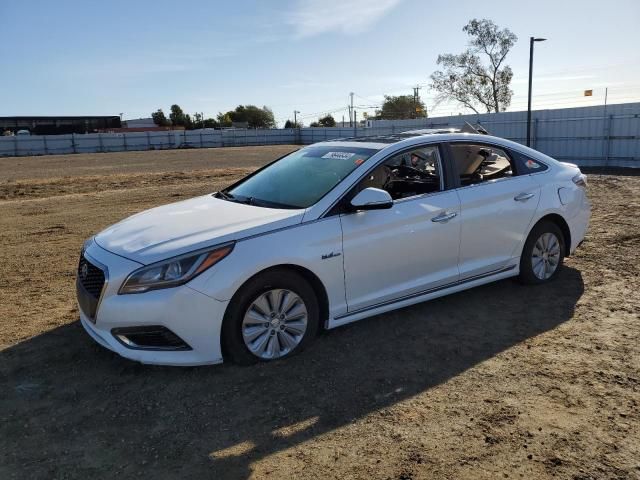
[0,267,584,479]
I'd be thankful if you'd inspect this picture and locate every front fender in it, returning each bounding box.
[187,217,348,318]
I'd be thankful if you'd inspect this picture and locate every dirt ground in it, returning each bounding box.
[0,146,638,480]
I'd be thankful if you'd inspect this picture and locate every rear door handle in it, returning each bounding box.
[431,212,457,223]
[514,192,535,202]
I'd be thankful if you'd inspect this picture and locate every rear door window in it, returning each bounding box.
[449,143,516,187]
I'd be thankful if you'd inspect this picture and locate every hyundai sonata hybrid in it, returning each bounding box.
[77,130,590,365]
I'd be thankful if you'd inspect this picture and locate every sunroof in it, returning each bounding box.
[327,129,460,144]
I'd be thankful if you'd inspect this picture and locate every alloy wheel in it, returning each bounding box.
[531,232,561,280]
[241,289,308,360]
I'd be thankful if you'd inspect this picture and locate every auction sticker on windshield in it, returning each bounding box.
[321,152,356,160]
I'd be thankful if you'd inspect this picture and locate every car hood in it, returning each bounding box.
[94,194,304,264]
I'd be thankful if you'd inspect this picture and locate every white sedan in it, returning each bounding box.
[77,131,590,366]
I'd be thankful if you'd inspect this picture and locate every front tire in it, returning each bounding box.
[519,220,565,285]
[222,269,320,365]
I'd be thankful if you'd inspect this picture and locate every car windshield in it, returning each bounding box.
[224,145,378,209]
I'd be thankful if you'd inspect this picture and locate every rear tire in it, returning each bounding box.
[519,220,565,285]
[222,269,320,365]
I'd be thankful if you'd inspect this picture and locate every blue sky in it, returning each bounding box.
[2,0,639,125]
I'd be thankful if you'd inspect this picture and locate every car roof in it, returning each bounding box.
[320,129,505,150]
[323,129,457,148]
[317,131,558,164]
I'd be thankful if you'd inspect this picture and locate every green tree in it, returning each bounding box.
[231,105,276,128]
[375,95,427,120]
[217,106,276,128]
[284,119,302,128]
[318,114,336,127]
[192,112,204,129]
[151,109,170,127]
[203,118,219,128]
[429,19,517,113]
[183,113,193,130]
[216,112,233,127]
[169,104,187,126]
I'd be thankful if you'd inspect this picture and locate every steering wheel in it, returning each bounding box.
[394,164,434,180]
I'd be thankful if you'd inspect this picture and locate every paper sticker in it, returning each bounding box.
[526,159,541,169]
[354,158,365,166]
[321,151,355,160]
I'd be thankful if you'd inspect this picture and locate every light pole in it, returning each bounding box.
[293,110,300,127]
[527,37,546,147]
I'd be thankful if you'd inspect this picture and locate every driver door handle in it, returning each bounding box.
[431,211,457,223]
[514,192,535,202]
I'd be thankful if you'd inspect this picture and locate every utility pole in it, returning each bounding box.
[293,110,300,127]
[527,37,547,146]
[349,92,354,127]
[413,85,421,118]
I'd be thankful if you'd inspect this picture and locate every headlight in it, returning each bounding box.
[119,243,234,294]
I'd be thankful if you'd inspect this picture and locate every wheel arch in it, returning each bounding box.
[531,213,572,256]
[222,263,331,331]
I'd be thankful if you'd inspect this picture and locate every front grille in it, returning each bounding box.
[77,256,106,298]
[76,254,106,320]
[111,326,192,351]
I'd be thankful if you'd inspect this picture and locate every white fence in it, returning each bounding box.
[367,102,640,168]
[0,129,296,157]
[2,102,639,168]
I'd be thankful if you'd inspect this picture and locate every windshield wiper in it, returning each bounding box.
[248,197,299,209]
[215,191,256,205]
[214,190,235,201]
[215,191,297,209]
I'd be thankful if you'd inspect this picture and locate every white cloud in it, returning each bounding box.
[288,0,402,38]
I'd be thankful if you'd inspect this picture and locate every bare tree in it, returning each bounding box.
[430,19,517,113]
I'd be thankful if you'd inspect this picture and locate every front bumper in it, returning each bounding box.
[78,241,228,366]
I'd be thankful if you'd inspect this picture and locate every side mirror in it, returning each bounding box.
[350,187,393,211]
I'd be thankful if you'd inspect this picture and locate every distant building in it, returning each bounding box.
[0,116,121,135]
[123,117,156,128]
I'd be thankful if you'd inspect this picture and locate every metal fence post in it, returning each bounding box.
[167,131,171,149]
[13,135,18,156]
[533,118,539,149]
[604,114,613,168]
[147,131,151,149]
[71,133,77,154]
[122,133,127,151]
[42,135,48,155]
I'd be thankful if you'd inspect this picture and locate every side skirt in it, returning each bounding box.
[327,265,519,329]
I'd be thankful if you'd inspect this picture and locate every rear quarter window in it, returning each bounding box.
[509,149,549,174]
